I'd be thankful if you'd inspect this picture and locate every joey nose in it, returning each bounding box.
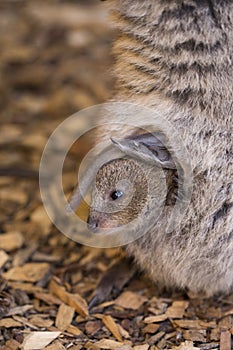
[87,215,99,232]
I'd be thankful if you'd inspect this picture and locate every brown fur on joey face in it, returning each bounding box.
[87,158,148,232]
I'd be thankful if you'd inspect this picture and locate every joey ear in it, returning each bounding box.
[111,132,176,169]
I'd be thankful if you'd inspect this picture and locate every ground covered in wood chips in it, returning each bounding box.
[0,1,232,349]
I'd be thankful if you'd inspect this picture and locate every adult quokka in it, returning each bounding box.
[72,0,233,297]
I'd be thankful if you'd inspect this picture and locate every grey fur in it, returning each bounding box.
[89,0,233,296]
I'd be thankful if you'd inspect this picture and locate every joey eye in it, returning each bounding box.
[110,190,124,200]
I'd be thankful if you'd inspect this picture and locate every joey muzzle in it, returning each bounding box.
[87,212,118,233]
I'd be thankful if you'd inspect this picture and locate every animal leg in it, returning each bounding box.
[89,256,136,309]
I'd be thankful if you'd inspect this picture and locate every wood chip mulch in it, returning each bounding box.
[0,1,232,349]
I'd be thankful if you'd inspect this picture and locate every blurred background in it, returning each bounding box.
[0,0,115,223]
